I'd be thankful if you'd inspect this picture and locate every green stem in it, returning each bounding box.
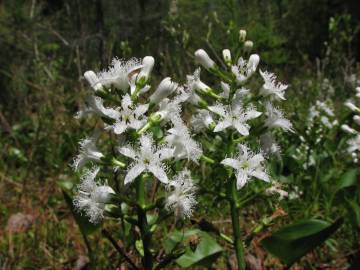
[228,178,246,270]
[136,176,153,270]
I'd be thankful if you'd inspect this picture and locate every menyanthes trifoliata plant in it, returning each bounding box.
[70,29,293,270]
[342,86,360,163]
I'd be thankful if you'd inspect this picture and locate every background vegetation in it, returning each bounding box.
[0,0,359,269]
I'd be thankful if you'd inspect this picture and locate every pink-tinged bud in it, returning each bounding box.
[150,77,178,105]
[84,70,103,91]
[194,49,215,70]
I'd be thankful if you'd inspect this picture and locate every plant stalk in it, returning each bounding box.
[136,176,153,270]
[228,177,246,270]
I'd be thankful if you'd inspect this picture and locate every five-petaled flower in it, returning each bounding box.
[165,169,197,218]
[74,167,115,223]
[221,144,270,189]
[118,134,174,184]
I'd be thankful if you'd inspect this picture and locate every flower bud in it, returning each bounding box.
[244,40,253,51]
[239,29,247,42]
[137,56,155,83]
[194,49,215,70]
[150,77,178,105]
[345,101,359,112]
[353,115,360,125]
[84,70,103,91]
[341,124,357,134]
[247,54,260,74]
[222,49,231,65]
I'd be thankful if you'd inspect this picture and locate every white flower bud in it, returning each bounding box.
[194,49,215,70]
[345,101,359,112]
[341,124,357,134]
[222,49,231,65]
[353,115,360,125]
[247,54,260,74]
[84,70,103,91]
[150,77,178,105]
[239,29,247,42]
[138,56,155,82]
[244,40,253,51]
[356,86,360,93]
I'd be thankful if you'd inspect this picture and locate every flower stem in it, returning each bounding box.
[228,177,246,270]
[136,176,153,270]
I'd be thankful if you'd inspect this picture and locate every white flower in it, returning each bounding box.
[137,56,155,83]
[220,82,230,99]
[347,135,360,153]
[73,135,104,171]
[259,70,288,100]
[149,77,178,105]
[84,70,104,91]
[231,54,260,85]
[118,134,174,184]
[97,57,143,91]
[107,94,148,135]
[75,96,120,120]
[194,49,215,70]
[221,144,270,189]
[260,133,281,156]
[186,68,213,97]
[191,109,215,132]
[74,167,115,223]
[165,119,203,163]
[265,181,288,200]
[264,103,293,132]
[153,89,188,124]
[165,169,197,218]
[209,101,261,136]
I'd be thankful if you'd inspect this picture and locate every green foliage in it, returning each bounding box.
[261,218,343,266]
[163,229,223,268]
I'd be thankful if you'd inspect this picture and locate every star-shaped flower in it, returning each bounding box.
[118,134,174,184]
[221,144,270,189]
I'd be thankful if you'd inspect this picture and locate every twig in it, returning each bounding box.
[102,229,139,270]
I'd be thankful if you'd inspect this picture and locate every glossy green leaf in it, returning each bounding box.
[261,218,343,266]
[163,229,223,268]
[62,191,101,235]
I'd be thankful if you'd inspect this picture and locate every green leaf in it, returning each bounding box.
[135,240,144,257]
[261,218,343,266]
[345,199,360,229]
[163,229,223,268]
[336,169,358,192]
[62,191,101,235]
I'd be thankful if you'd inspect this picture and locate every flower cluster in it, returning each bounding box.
[72,32,293,224]
[342,86,360,162]
[73,56,199,222]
